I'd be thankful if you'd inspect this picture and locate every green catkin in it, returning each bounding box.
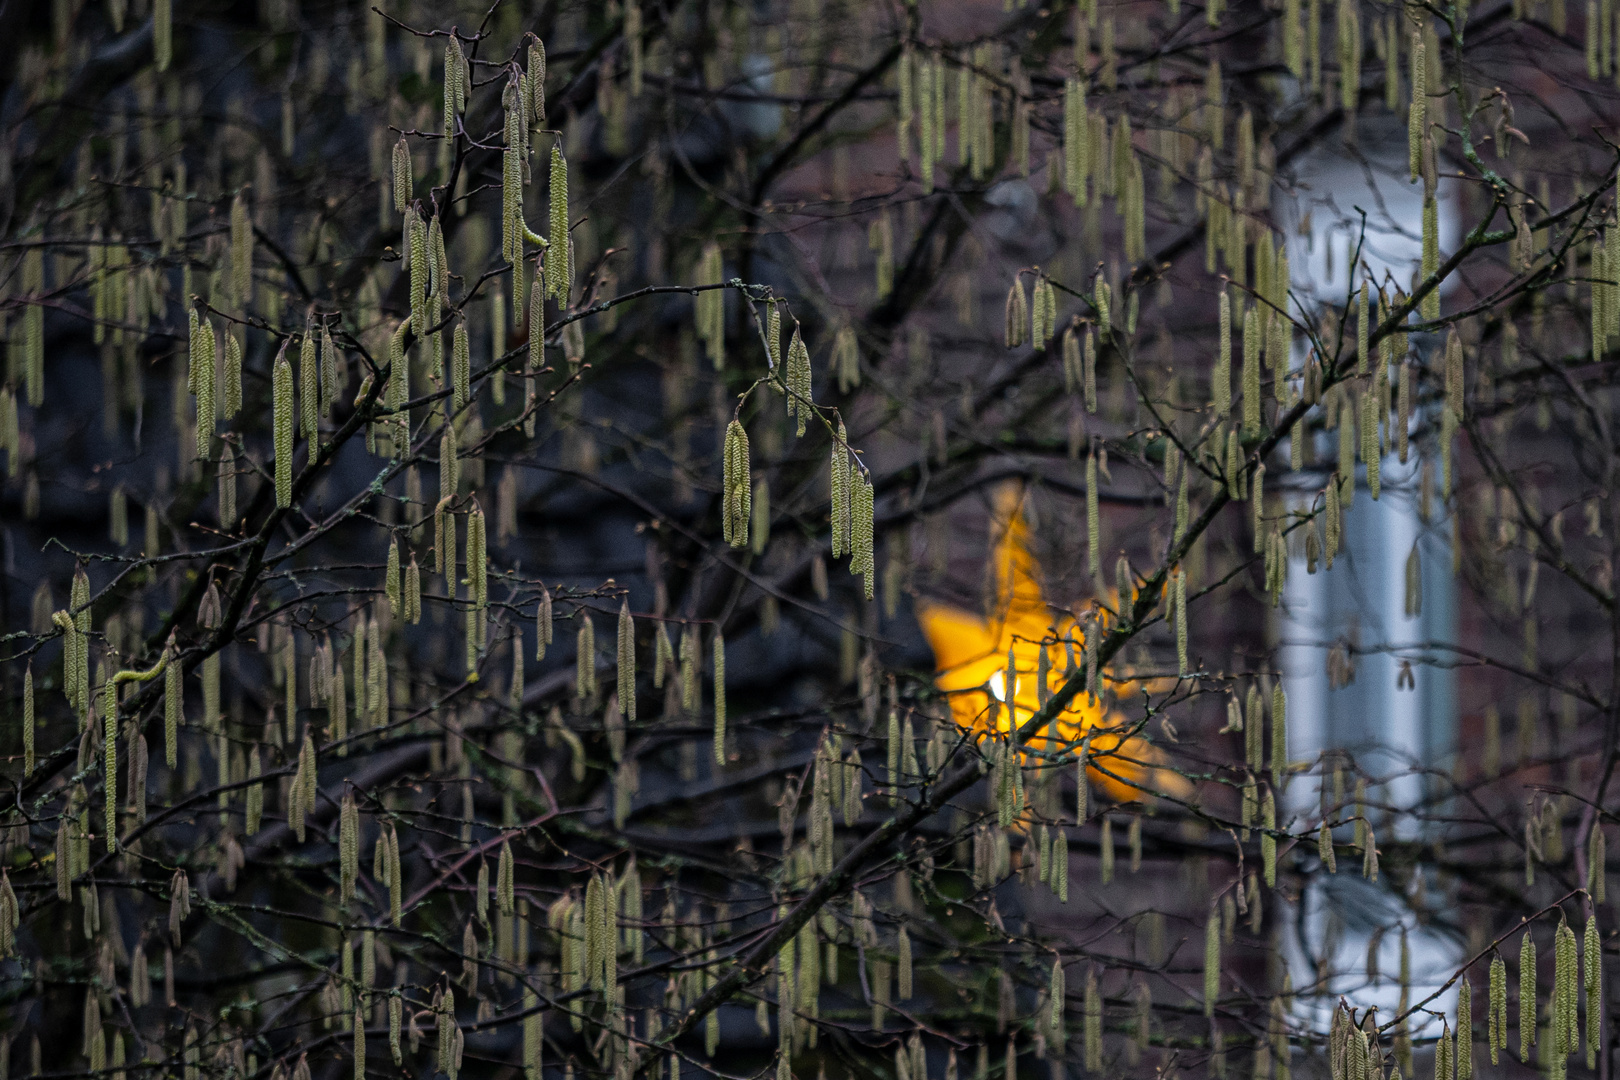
[1086,447,1100,575]
[577,615,595,700]
[469,503,488,620]
[1261,789,1277,885]
[1521,931,1537,1061]
[1489,954,1507,1063]
[786,328,811,435]
[438,987,457,1075]
[231,193,252,305]
[1215,289,1232,414]
[300,330,320,449]
[23,665,34,774]
[393,137,412,212]
[1555,919,1577,1069]
[389,994,403,1065]
[153,0,171,69]
[548,148,570,303]
[1271,684,1287,785]
[1590,826,1606,902]
[1005,279,1028,348]
[406,556,422,625]
[409,209,428,337]
[354,1007,366,1079]
[102,682,117,850]
[452,322,470,412]
[385,538,401,618]
[1585,915,1601,1068]
[831,422,851,558]
[1175,569,1188,674]
[522,990,541,1080]
[1362,390,1381,499]
[273,347,294,506]
[537,587,554,661]
[713,631,727,765]
[243,751,262,835]
[1408,30,1426,181]
[723,421,752,548]
[1422,198,1441,320]
[898,928,913,998]
[617,601,636,723]
[1318,821,1336,871]
[218,446,237,526]
[339,795,359,901]
[1205,910,1221,1015]
[194,319,216,459]
[1242,305,1260,435]
[1357,281,1370,374]
[497,839,515,914]
[164,657,179,768]
[1458,977,1473,1080]
[502,98,522,264]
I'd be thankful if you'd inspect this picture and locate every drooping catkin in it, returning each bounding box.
[452,321,470,412]
[713,631,727,764]
[102,680,119,849]
[547,148,570,303]
[408,209,428,337]
[1585,915,1601,1067]
[1458,976,1473,1080]
[1204,910,1221,1014]
[831,421,852,558]
[22,664,34,774]
[385,537,401,618]
[1408,30,1426,181]
[1422,197,1440,320]
[406,554,422,624]
[1056,829,1069,906]
[1590,826,1607,902]
[786,327,812,435]
[898,928,913,999]
[617,601,636,724]
[339,794,359,901]
[154,0,171,69]
[1521,931,1538,1060]
[1357,281,1370,374]
[497,838,515,915]
[1174,568,1188,674]
[437,987,457,1075]
[273,345,294,506]
[468,502,487,618]
[722,420,752,548]
[299,328,323,450]
[1215,288,1232,415]
[393,137,412,212]
[1086,446,1100,574]
[1242,305,1261,436]
[536,586,554,661]
[1005,279,1029,349]
[1261,789,1277,885]
[230,192,253,306]
[576,615,595,700]
[1489,954,1507,1063]
[1554,918,1577,1065]
[194,318,216,458]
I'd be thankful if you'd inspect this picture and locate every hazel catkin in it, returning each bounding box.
[273,345,294,506]
[722,420,752,549]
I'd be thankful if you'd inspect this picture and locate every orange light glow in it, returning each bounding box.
[916,487,1190,806]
